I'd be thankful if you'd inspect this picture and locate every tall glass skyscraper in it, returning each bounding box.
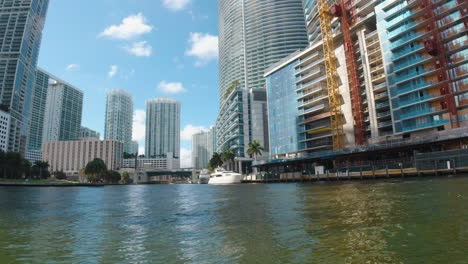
[42,79,83,142]
[217,0,308,159]
[26,68,50,161]
[192,127,216,169]
[0,0,49,153]
[105,89,133,154]
[145,98,180,159]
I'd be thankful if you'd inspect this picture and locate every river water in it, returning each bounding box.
[0,177,467,264]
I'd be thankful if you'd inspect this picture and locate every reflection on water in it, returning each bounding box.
[0,177,467,263]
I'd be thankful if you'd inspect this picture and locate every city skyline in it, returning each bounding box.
[37,0,220,167]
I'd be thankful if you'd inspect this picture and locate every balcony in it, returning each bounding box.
[401,119,449,132]
[393,68,429,84]
[299,104,325,116]
[298,93,328,109]
[376,102,390,109]
[389,32,426,51]
[296,75,327,92]
[378,121,393,128]
[392,45,425,62]
[377,111,391,118]
[373,82,387,91]
[398,95,434,108]
[295,68,324,84]
[375,92,388,99]
[399,107,438,120]
[394,55,432,72]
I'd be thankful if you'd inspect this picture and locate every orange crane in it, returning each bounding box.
[317,0,345,150]
[337,0,366,145]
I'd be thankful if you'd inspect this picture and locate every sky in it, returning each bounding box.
[38,0,220,167]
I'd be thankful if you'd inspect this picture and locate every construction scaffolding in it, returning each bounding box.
[317,0,345,150]
[338,0,366,145]
[422,0,460,128]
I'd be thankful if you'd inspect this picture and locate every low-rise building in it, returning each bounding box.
[42,139,123,175]
[122,153,179,170]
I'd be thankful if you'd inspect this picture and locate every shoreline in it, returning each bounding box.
[0,182,104,187]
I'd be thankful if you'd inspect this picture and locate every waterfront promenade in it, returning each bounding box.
[243,166,468,183]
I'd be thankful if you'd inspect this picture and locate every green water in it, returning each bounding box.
[0,177,467,263]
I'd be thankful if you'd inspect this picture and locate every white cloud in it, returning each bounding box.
[181,124,208,141]
[125,41,152,57]
[99,13,153,40]
[186,32,218,66]
[158,81,186,94]
[133,109,146,142]
[108,65,119,78]
[180,147,192,168]
[65,64,80,71]
[162,0,192,11]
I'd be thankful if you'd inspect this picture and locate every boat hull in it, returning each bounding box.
[198,176,210,184]
[208,174,243,184]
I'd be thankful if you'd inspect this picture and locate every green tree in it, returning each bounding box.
[32,161,50,179]
[53,171,67,180]
[223,80,240,100]
[84,158,108,183]
[104,170,121,184]
[221,147,235,171]
[21,159,31,178]
[121,171,131,184]
[208,152,223,171]
[247,140,265,161]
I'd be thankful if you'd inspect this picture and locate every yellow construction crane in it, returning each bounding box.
[317,0,345,150]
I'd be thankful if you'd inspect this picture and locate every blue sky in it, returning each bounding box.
[38,0,219,167]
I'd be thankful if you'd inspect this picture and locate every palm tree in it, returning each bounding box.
[247,140,264,161]
[209,152,223,170]
[33,161,50,179]
[221,147,235,170]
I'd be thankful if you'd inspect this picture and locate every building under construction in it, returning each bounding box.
[262,0,467,173]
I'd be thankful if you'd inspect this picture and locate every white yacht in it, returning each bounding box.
[208,169,243,184]
[198,169,211,184]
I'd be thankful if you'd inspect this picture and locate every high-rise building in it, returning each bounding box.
[263,0,468,161]
[0,0,50,153]
[26,68,50,161]
[375,0,468,136]
[208,126,216,157]
[43,79,83,143]
[192,130,210,169]
[145,98,180,164]
[130,140,139,155]
[0,108,10,152]
[80,126,100,139]
[104,89,133,153]
[217,0,308,163]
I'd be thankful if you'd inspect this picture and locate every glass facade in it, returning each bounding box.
[42,80,83,142]
[217,0,308,158]
[0,0,49,153]
[104,89,133,153]
[266,60,300,157]
[376,0,468,134]
[145,98,180,161]
[27,68,49,153]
